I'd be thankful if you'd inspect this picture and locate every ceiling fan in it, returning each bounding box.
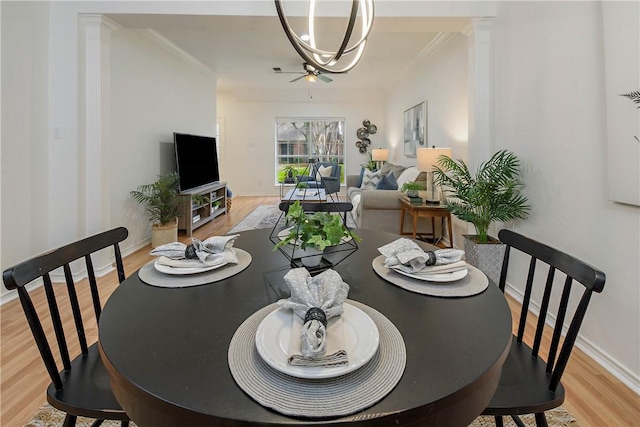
[273,63,333,83]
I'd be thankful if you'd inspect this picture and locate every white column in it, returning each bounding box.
[464,18,493,171]
[78,15,120,239]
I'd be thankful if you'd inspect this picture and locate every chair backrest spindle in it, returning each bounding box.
[43,275,72,372]
[64,263,89,355]
[85,254,103,321]
[532,266,555,357]
[516,257,536,342]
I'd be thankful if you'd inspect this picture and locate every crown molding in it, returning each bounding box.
[385,31,457,90]
[138,29,218,81]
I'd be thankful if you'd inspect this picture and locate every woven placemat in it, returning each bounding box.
[372,255,489,297]
[228,300,406,419]
[138,248,252,288]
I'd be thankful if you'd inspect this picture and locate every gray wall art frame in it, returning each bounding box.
[602,1,640,206]
[403,101,427,157]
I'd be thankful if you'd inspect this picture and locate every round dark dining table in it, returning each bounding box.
[98,228,512,427]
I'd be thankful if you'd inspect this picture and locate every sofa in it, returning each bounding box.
[346,163,427,234]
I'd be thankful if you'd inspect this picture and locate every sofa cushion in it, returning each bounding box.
[380,163,407,180]
[376,173,398,190]
[347,186,362,201]
[361,169,382,189]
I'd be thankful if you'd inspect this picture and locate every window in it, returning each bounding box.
[275,118,345,184]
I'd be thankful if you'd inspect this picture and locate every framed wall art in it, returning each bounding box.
[403,101,427,157]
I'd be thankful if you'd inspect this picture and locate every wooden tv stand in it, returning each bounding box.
[177,182,227,236]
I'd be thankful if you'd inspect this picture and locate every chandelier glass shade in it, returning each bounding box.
[274,0,375,74]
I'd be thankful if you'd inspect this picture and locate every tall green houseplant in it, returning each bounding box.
[433,150,530,243]
[131,172,183,247]
[130,172,182,226]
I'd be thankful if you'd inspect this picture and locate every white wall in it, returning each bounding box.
[384,33,469,167]
[383,33,470,245]
[110,29,217,250]
[217,90,385,196]
[492,1,639,391]
[0,2,51,300]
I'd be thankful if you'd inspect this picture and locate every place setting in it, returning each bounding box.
[228,267,406,419]
[372,238,489,297]
[137,234,252,287]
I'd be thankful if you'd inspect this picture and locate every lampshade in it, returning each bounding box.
[417,147,452,172]
[371,148,389,162]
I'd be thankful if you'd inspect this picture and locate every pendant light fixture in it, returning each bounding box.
[274,0,375,74]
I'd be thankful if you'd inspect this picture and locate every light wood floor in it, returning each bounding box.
[1,196,638,426]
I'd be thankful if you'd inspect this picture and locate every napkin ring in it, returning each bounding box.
[304,307,327,328]
[425,251,436,266]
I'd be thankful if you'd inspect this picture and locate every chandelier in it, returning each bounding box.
[274,0,375,74]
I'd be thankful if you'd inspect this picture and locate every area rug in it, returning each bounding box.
[228,204,356,234]
[25,403,580,426]
[227,204,286,233]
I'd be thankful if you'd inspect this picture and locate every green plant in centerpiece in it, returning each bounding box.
[296,181,309,189]
[274,201,360,251]
[130,172,182,226]
[433,150,530,244]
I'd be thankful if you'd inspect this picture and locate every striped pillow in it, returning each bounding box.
[360,169,382,189]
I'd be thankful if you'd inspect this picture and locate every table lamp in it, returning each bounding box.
[417,146,452,204]
[371,148,389,170]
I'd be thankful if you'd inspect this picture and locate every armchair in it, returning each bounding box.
[296,162,341,195]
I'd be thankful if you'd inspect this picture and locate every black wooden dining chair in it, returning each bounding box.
[483,229,606,427]
[2,227,130,427]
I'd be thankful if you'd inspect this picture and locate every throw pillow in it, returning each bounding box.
[396,167,421,189]
[380,163,407,180]
[376,173,398,190]
[360,169,382,190]
[356,167,366,188]
[315,165,333,182]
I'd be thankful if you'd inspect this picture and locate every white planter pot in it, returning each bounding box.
[151,218,178,248]
[297,246,324,267]
[463,235,506,286]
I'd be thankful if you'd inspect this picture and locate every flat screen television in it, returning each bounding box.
[173,132,220,192]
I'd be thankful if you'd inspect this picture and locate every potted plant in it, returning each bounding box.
[274,201,360,267]
[361,152,377,171]
[400,181,424,198]
[130,172,183,248]
[433,150,530,283]
[283,166,298,183]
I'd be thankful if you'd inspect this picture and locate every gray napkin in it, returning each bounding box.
[378,238,465,273]
[277,268,350,367]
[150,235,239,267]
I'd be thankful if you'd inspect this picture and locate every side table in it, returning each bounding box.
[279,180,297,198]
[400,197,453,248]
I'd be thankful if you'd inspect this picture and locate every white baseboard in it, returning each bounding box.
[0,238,151,307]
[504,283,640,395]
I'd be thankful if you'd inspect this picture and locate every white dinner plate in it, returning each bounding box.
[255,303,379,379]
[391,267,468,283]
[277,227,353,245]
[153,260,229,275]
